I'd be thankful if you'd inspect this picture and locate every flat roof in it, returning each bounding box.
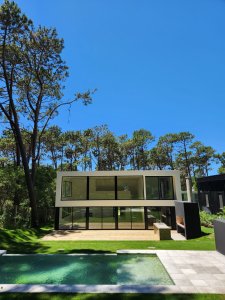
[197,174,225,183]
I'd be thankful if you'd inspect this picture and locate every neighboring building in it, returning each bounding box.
[197,174,225,214]
[55,170,182,230]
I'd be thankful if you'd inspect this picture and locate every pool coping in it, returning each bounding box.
[1,250,225,294]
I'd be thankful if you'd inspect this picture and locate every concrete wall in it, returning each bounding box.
[214,219,225,255]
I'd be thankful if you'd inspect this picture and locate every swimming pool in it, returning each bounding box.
[0,254,173,285]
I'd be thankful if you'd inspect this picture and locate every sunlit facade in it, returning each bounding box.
[55,170,182,230]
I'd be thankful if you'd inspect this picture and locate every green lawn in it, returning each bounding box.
[0,226,215,254]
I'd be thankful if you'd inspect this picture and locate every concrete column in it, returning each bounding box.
[186,176,192,202]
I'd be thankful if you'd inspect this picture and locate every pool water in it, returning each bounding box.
[0,254,174,285]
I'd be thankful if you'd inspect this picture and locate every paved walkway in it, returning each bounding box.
[42,230,185,241]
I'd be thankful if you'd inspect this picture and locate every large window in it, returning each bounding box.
[145,177,159,199]
[118,207,145,229]
[89,207,116,229]
[89,207,102,229]
[89,177,115,200]
[59,207,73,229]
[61,177,87,200]
[117,176,144,200]
[58,207,87,229]
[118,207,131,229]
[146,177,174,200]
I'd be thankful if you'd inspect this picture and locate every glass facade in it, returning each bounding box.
[146,176,174,200]
[88,207,116,229]
[145,177,159,199]
[117,176,144,200]
[61,177,87,200]
[117,207,145,229]
[131,207,145,229]
[89,207,102,229]
[61,175,174,201]
[89,177,115,200]
[59,207,73,229]
[73,208,86,229]
[146,207,162,229]
[102,207,115,229]
[118,207,132,229]
[58,207,86,229]
[159,177,174,199]
[58,206,175,230]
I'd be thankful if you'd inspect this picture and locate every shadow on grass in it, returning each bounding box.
[0,228,51,254]
[200,230,212,237]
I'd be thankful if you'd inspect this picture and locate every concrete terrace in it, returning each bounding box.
[41,229,186,241]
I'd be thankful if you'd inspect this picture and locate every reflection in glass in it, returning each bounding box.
[146,177,174,200]
[118,207,131,229]
[89,207,102,229]
[102,207,115,229]
[59,208,73,229]
[117,176,144,200]
[131,207,145,229]
[159,177,174,199]
[61,177,87,200]
[146,207,162,229]
[73,208,86,229]
[89,177,115,200]
[146,177,159,199]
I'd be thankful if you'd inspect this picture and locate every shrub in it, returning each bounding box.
[200,209,225,227]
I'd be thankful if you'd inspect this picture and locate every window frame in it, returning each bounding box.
[145,176,174,200]
[61,176,88,201]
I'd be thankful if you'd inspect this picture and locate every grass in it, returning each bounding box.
[0,226,215,254]
[0,294,225,300]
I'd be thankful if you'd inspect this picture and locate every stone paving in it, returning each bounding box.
[42,229,186,241]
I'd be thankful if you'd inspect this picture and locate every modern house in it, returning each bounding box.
[55,170,182,230]
[197,174,225,214]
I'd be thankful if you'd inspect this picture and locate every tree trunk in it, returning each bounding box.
[15,128,39,227]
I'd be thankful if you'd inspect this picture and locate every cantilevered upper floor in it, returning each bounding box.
[55,170,182,208]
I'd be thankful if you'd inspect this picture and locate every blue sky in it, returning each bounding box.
[4,1,225,161]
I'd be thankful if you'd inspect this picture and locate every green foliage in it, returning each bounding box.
[0,165,56,228]
[35,166,56,208]
[200,209,225,228]
[0,166,30,228]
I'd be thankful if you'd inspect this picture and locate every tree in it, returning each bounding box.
[157,134,177,169]
[129,129,154,170]
[216,152,225,174]
[116,134,130,170]
[0,1,93,227]
[64,131,82,171]
[148,146,168,170]
[91,125,109,170]
[190,141,215,178]
[43,126,63,170]
[79,129,93,171]
[174,132,195,178]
